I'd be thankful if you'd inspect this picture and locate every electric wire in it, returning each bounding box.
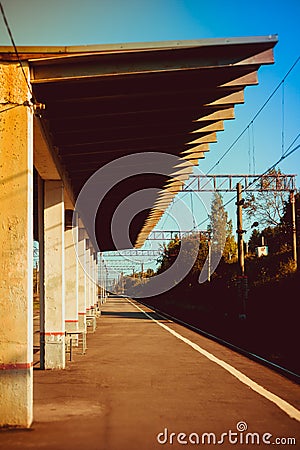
[252,122,256,175]
[0,2,36,103]
[145,52,300,239]
[0,103,23,114]
[246,133,300,189]
[281,81,285,156]
[190,192,196,229]
[170,55,300,211]
[189,133,300,233]
[151,132,299,240]
[1,1,298,247]
[206,55,299,175]
[248,126,251,174]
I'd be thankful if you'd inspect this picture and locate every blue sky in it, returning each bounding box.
[1,0,299,268]
[1,0,298,179]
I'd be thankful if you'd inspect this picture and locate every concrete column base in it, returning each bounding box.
[43,181,65,370]
[0,367,33,428]
[78,313,86,332]
[78,313,87,353]
[65,322,78,332]
[0,62,33,427]
[44,334,65,370]
[65,321,79,346]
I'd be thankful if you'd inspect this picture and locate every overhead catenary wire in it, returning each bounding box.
[189,133,300,233]
[251,122,256,175]
[248,132,300,188]
[1,0,297,242]
[190,192,196,229]
[248,126,252,174]
[281,81,285,157]
[164,55,299,217]
[0,2,36,103]
[0,3,71,200]
[247,123,256,175]
[205,55,300,176]
[0,103,23,114]
[139,50,300,239]
[152,132,299,239]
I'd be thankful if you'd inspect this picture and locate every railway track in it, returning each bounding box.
[135,298,300,385]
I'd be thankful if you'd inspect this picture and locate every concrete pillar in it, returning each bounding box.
[37,176,45,368]
[103,262,107,301]
[91,253,95,309]
[98,254,102,303]
[42,181,65,369]
[78,227,86,332]
[94,253,98,307]
[0,63,33,427]
[99,253,104,304]
[85,240,92,315]
[64,210,78,335]
[90,249,95,314]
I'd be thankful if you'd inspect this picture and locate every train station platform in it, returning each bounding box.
[1,296,299,450]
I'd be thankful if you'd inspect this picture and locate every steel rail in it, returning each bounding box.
[134,298,300,385]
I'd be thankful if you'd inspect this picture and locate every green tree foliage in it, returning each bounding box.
[248,191,299,255]
[156,235,181,274]
[188,234,209,276]
[156,194,237,282]
[209,192,237,262]
[209,192,227,255]
[156,233,209,280]
[244,169,289,227]
[280,191,300,243]
[248,228,261,253]
[145,268,155,277]
[223,219,238,262]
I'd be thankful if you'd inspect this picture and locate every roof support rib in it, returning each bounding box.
[0,35,277,250]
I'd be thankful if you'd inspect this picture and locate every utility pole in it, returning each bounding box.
[207,234,211,282]
[290,190,298,269]
[236,183,247,319]
[236,183,245,276]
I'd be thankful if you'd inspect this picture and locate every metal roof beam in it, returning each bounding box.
[0,35,278,61]
[194,107,235,122]
[31,45,275,83]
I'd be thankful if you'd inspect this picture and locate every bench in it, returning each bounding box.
[65,330,87,360]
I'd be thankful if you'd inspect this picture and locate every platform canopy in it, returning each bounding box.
[1,35,277,250]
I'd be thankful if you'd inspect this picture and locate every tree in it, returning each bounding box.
[223,219,238,262]
[156,237,180,274]
[185,233,208,275]
[155,194,237,282]
[145,268,155,277]
[247,191,299,255]
[209,192,227,255]
[209,192,237,261]
[248,228,261,253]
[156,232,208,281]
[280,191,300,244]
[244,168,289,227]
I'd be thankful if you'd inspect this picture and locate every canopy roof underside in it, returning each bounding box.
[1,36,277,250]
